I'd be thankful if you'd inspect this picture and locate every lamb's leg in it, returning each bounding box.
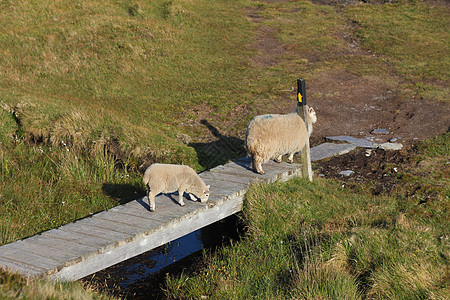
[288,152,295,163]
[177,189,186,206]
[275,155,283,163]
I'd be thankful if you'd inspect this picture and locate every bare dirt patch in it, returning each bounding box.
[245,6,285,67]
[308,70,449,146]
[243,0,449,148]
[314,146,411,194]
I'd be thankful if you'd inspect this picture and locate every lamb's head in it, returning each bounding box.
[190,184,210,203]
[198,185,210,203]
[307,106,317,124]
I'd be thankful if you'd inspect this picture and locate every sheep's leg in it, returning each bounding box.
[148,191,156,212]
[288,152,295,163]
[177,189,186,206]
[251,156,257,172]
[275,155,283,163]
[255,157,265,174]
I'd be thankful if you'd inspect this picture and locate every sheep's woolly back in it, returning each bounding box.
[245,113,308,163]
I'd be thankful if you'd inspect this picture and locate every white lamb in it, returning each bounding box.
[245,106,317,174]
[142,163,210,211]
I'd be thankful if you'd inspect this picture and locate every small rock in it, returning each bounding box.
[326,136,377,148]
[371,129,389,134]
[339,170,354,176]
[378,142,403,150]
[310,143,357,161]
[389,138,398,142]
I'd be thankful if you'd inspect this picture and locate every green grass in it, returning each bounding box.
[0,0,256,168]
[0,0,449,297]
[164,134,449,299]
[0,269,117,299]
[345,0,450,101]
[253,0,449,102]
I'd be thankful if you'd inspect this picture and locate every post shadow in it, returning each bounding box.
[188,119,247,170]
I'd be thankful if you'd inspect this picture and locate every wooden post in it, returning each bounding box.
[297,78,313,181]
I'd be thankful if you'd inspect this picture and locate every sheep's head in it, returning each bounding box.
[307,107,317,124]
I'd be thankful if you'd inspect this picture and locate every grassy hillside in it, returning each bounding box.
[0,0,258,244]
[0,0,256,166]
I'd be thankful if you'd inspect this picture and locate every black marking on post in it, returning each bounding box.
[297,78,307,106]
[296,78,312,181]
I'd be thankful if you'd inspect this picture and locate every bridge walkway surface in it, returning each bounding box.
[0,143,354,281]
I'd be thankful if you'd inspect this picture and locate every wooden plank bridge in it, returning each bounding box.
[0,156,304,281]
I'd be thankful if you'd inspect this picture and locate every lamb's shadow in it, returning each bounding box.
[189,119,247,170]
[136,192,195,212]
[102,183,146,205]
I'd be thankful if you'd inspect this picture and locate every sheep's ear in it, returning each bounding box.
[206,185,210,189]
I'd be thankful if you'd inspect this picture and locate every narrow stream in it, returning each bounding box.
[81,214,244,299]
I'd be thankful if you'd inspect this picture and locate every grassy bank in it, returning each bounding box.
[164,133,449,299]
[0,269,117,299]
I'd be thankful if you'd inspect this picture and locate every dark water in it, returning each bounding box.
[81,214,244,299]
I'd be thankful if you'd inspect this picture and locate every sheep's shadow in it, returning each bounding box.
[189,119,247,170]
[102,183,146,205]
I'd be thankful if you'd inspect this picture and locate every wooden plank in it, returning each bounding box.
[0,244,60,271]
[74,217,145,237]
[61,223,130,243]
[15,240,82,266]
[25,234,97,257]
[91,211,155,231]
[124,194,204,214]
[210,160,299,181]
[0,256,44,277]
[114,199,202,224]
[200,178,248,194]
[42,229,112,250]
[50,191,245,281]
[97,205,198,228]
[199,171,253,185]
[234,156,301,172]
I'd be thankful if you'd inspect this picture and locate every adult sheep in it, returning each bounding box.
[245,106,317,174]
[143,163,210,211]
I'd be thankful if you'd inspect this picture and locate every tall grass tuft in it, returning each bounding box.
[0,269,117,299]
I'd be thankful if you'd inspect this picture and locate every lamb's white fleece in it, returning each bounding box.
[143,163,210,211]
